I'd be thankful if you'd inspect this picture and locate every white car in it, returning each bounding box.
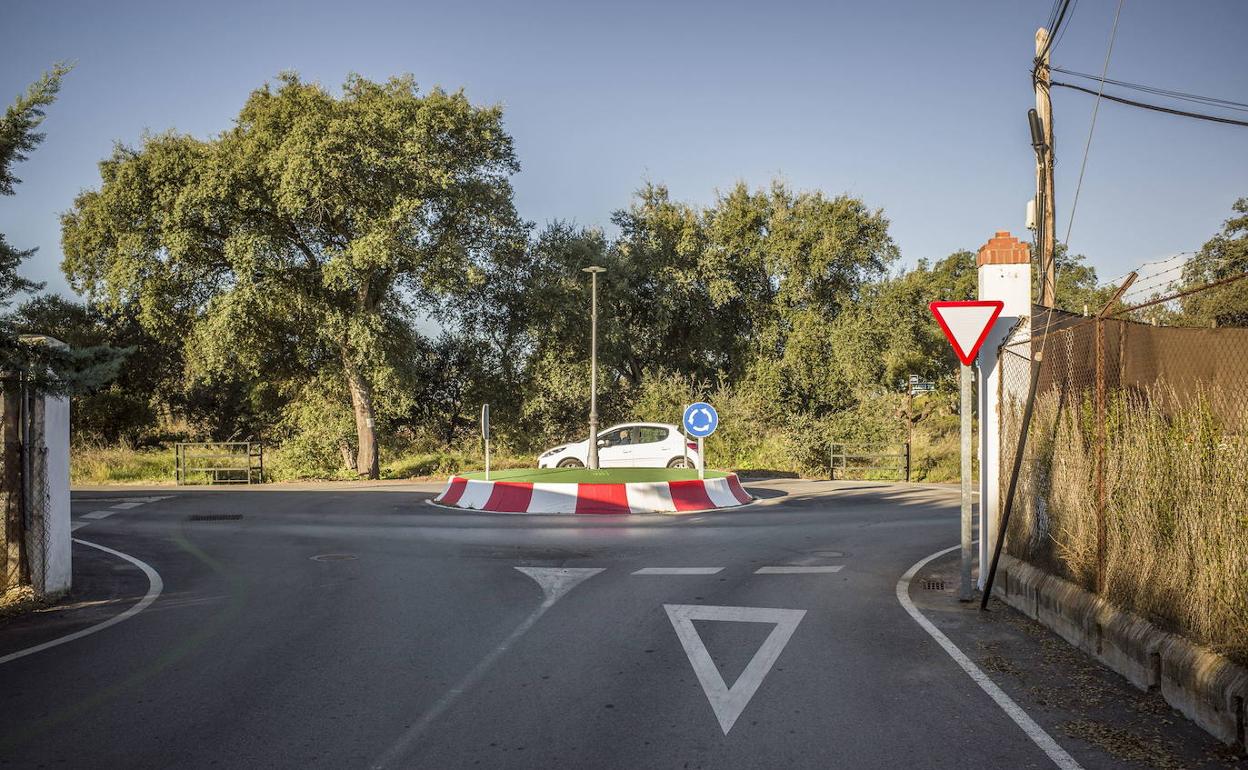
[538,423,702,469]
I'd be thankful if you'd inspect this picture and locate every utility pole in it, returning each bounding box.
[1035,27,1057,307]
[583,265,606,470]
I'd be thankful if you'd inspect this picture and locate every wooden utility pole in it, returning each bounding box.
[1035,27,1057,308]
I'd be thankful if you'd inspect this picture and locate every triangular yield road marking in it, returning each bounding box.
[514,567,604,607]
[664,604,806,735]
[929,300,1004,366]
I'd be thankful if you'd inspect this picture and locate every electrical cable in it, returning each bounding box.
[1051,67,1248,112]
[1063,0,1125,249]
[1036,0,1074,64]
[1050,81,1248,128]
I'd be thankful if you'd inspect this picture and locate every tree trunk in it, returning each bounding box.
[341,356,380,480]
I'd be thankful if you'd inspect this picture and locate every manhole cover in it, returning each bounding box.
[921,579,946,590]
[310,553,358,562]
[187,514,243,522]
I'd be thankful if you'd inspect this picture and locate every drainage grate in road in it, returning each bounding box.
[187,514,243,522]
[921,578,946,590]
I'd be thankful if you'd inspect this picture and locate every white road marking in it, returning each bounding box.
[664,603,806,735]
[82,510,117,520]
[372,567,604,768]
[897,545,1083,770]
[109,501,144,510]
[755,566,844,574]
[70,521,90,531]
[0,538,163,666]
[633,567,723,575]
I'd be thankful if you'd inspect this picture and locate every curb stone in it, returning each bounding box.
[995,554,1247,749]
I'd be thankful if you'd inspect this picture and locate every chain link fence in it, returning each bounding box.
[997,277,1248,665]
[2,377,54,599]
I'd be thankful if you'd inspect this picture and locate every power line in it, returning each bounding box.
[1063,0,1125,249]
[1036,0,1075,65]
[1050,81,1248,128]
[1049,0,1081,54]
[1051,66,1248,113]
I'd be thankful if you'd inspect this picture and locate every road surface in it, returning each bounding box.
[0,480,1236,769]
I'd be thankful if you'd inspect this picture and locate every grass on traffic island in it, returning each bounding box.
[456,467,730,484]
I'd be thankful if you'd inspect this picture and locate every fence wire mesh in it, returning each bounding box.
[997,277,1248,666]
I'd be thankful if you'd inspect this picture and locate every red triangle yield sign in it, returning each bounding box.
[929,300,1004,366]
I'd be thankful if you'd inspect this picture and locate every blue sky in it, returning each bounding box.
[2,0,1246,298]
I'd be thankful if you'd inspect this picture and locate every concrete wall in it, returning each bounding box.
[32,393,71,595]
[975,232,1031,587]
[995,555,1247,749]
[18,335,72,597]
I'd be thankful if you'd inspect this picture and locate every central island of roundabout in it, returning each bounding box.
[432,467,753,515]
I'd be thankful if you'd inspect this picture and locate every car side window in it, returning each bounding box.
[600,429,625,447]
[638,427,668,444]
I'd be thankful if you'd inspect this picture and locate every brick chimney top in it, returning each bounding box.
[978,231,1030,267]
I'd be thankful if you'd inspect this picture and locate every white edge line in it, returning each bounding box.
[0,538,164,666]
[896,544,1083,770]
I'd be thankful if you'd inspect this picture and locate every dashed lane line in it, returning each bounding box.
[72,495,174,529]
[755,566,844,574]
[0,538,164,666]
[632,567,724,575]
[897,544,1083,770]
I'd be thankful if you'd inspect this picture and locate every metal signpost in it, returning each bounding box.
[583,265,606,469]
[481,403,491,481]
[929,300,1004,602]
[682,402,718,480]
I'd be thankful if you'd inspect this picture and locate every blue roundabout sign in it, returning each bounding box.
[683,402,719,438]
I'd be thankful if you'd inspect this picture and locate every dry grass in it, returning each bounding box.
[1008,385,1248,666]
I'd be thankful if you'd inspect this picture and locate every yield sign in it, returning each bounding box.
[664,604,806,734]
[929,300,1004,366]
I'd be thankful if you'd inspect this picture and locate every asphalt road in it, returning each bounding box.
[0,480,1237,769]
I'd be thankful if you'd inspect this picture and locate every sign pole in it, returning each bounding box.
[959,363,973,601]
[928,301,1005,603]
[682,411,689,469]
[697,436,704,480]
[481,403,491,482]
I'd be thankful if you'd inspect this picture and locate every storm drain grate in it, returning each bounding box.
[921,578,946,590]
[187,514,243,522]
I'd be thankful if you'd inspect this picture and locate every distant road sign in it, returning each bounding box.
[481,403,490,441]
[683,402,718,438]
[929,301,1004,366]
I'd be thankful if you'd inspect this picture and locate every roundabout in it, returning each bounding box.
[432,467,754,514]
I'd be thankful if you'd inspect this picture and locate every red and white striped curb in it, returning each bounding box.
[432,474,753,514]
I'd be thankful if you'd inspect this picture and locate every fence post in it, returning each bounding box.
[904,441,912,483]
[1094,317,1107,594]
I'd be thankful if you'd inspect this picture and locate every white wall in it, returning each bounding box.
[39,394,72,594]
[977,264,1031,587]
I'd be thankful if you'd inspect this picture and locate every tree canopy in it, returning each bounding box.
[62,73,526,476]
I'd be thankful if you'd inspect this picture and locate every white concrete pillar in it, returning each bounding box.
[20,335,72,596]
[975,232,1031,588]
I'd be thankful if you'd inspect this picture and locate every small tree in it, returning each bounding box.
[62,73,526,477]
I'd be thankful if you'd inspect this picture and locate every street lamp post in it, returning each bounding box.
[583,266,606,470]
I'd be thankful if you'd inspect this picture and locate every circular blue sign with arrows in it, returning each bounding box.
[683,402,719,438]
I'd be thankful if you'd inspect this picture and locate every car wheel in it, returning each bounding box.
[557,458,584,468]
[667,457,690,469]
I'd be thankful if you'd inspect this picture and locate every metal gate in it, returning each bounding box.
[174,442,264,485]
